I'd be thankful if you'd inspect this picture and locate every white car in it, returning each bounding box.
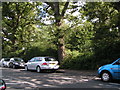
[0,58,11,67]
[25,57,59,72]
[0,59,4,67]
[0,58,25,68]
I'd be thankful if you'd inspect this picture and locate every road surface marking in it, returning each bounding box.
[109,83,120,86]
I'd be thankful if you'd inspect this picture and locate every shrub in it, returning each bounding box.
[61,50,95,70]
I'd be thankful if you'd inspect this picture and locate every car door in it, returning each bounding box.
[33,57,42,69]
[27,58,35,70]
[118,60,120,78]
[111,60,120,79]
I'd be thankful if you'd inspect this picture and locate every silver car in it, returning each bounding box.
[0,58,4,67]
[0,58,11,67]
[25,57,59,72]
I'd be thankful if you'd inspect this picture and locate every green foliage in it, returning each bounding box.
[65,21,94,52]
[61,2,120,70]
[2,2,43,58]
[83,2,120,63]
[2,2,57,61]
[2,2,120,70]
[61,50,95,70]
[23,45,57,62]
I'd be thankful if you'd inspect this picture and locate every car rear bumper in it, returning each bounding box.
[41,65,59,70]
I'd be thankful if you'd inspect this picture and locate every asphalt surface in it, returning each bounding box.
[0,67,120,90]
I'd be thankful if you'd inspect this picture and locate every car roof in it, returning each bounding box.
[34,56,54,58]
[11,57,22,59]
[1,58,10,60]
[2,58,10,59]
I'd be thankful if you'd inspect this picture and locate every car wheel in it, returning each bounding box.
[25,66,28,71]
[101,72,112,82]
[36,66,41,73]
[1,64,4,67]
[13,65,16,69]
[8,63,13,68]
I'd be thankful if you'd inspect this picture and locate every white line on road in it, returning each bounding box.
[4,76,40,87]
[109,83,120,86]
[6,83,23,85]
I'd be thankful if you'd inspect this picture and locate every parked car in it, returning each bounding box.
[0,79,6,90]
[8,58,25,68]
[0,58,25,68]
[98,58,120,82]
[25,57,59,72]
[0,58,10,67]
[0,58,4,67]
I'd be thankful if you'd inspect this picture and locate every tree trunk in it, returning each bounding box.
[45,2,69,64]
[58,37,65,64]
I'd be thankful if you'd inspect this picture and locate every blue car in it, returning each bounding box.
[98,58,120,82]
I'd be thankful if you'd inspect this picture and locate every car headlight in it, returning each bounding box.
[98,66,104,70]
[98,67,101,70]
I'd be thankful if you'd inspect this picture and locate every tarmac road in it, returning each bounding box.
[0,67,120,89]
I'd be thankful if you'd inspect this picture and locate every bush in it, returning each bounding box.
[61,50,96,70]
[61,49,120,70]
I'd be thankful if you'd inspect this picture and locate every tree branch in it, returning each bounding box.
[61,2,69,17]
[45,2,55,12]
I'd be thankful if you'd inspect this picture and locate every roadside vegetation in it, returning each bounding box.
[2,2,120,70]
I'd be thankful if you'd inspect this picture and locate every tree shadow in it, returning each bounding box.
[20,69,65,74]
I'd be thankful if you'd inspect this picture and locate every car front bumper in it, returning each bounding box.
[14,64,25,68]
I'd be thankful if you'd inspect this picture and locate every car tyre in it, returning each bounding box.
[1,64,4,67]
[36,66,41,73]
[8,63,13,68]
[101,72,112,82]
[25,65,29,71]
[13,65,16,69]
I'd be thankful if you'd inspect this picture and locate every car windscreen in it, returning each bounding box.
[45,58,56,61]
[4,59,10,61]
[14,58,23,62]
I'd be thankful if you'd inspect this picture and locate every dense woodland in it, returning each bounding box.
[2,2,120,70]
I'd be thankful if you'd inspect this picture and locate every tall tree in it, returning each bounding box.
[44,2,69,63]
[81,2,120,65]
[2,2,41,57]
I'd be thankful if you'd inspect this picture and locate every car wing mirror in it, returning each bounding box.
[0,79,6,90]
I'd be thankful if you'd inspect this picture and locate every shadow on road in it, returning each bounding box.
[20,69,65,74]
[1,67,120,89]
[111,80,120,84]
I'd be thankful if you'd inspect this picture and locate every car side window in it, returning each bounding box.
[34,57,42,62]
[11,60,14,62]
[118,60,120,65]
[14,59,20,62]
[4,58,10,61]
[29,58,35,62]
[114,60,120,65]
